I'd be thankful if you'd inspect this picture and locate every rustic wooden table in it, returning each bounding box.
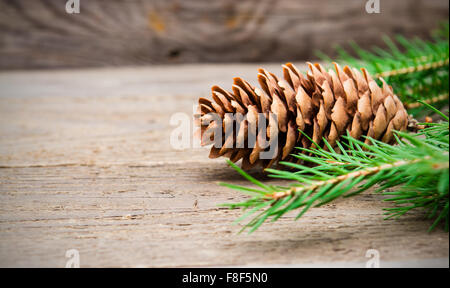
[0,64,448,267]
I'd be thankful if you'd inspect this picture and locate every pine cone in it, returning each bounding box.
[195,62,409,170]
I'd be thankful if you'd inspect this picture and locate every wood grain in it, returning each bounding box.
[0,0,448,69]
[0,64,448,267]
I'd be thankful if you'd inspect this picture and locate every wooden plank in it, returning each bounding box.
[0,0,448,69]
[0,64,448,267]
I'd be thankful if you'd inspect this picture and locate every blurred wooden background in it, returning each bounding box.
[0,0,448,69]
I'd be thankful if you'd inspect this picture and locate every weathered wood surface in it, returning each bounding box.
[0,64,448,267]
[0,0,448,69]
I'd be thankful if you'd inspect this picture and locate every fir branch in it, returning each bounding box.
[221,109,449,233]
[268,158,424,201]
[317,23,450,113]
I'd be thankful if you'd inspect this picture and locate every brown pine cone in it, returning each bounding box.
[195,62,409,170]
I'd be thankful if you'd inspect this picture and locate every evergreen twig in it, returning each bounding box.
[317,23,449,114]
[221,104,449,233]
